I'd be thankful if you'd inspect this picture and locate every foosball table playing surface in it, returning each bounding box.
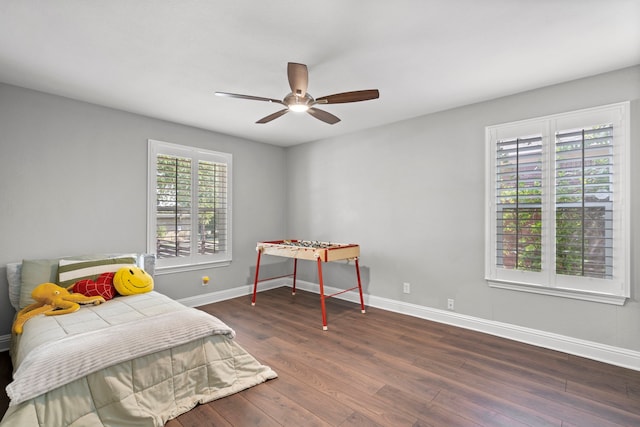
[252,240,366,330]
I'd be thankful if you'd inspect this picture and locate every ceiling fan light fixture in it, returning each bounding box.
[285,92,312,112]
[289,103,310,113]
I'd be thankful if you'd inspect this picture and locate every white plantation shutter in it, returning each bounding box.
[148,140,232,270]
[486,103,629,304]
[495,135,543,272]
[197,160,228,255]
[156,155,192,258]
[555,125,614,279]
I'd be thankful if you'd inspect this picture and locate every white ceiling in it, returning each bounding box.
[1,1,638,147]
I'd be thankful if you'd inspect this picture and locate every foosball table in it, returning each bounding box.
[252,240,366,330]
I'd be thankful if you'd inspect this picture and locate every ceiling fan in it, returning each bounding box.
[215,62,379,125]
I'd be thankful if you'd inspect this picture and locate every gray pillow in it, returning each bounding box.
[19,259,59,309]
[6,263,22,311]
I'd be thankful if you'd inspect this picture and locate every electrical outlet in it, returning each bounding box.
[202,276,210,286]
[403,282,410,294]
[447,298,454,310]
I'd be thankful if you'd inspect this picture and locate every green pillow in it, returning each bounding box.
[19,259,59,309]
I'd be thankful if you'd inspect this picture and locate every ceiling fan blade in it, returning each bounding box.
[214,92,284,105]
[315,89,379,104]
[256,108,289,124]
[307,107,341,125]
[287,63,308,97]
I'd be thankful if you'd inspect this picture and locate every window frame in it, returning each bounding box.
[147,139,232,273]
[485,102,630,305]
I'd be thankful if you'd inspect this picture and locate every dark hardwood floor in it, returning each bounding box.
[3,287,640,426]
[0,351,10,418]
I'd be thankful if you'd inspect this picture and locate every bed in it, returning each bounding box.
[2,254,277,426]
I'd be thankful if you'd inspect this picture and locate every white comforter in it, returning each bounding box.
[2,291,277,426]
[8,292,234,405]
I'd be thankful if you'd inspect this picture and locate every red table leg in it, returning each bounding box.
[251,248,262,306]
[292,258,298,295]
[317,257,328,330]
[355,258,366,313]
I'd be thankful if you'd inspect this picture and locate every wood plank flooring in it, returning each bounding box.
[179,288,640,426]
[3,287,640,426]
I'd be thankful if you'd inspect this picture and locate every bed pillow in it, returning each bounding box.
[140,253,156,277]
[19,258,60,310]
[57,257,137,289]
[6,262,22,311]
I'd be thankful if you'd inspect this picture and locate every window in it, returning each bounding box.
[148,139,232,271]
[485,103,629,304]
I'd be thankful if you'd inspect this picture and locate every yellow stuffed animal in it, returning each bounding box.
[12,283,105,334]
[113,266,154,295]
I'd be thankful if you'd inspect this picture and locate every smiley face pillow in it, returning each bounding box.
[113,266,154,295]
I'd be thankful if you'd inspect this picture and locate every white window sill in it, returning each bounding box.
[155,260,231,275]
[487,279,627,306]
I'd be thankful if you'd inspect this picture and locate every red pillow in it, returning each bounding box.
[72,272,116,300]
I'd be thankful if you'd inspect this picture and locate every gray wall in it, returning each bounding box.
[286,66,640,352]
[0,83,287,336]
[1,66,638,353]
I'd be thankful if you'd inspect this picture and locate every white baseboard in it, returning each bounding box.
[290,279,640,372]
[177,278,286,308]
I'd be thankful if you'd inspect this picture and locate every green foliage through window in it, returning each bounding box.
[495,124,613,279]
[155,154,229,260]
